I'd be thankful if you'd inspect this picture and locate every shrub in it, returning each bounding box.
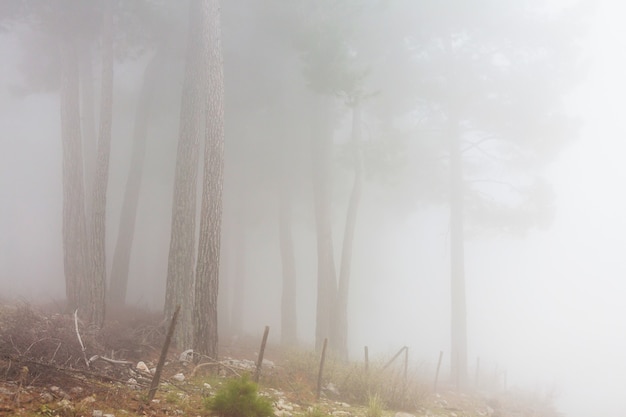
[205,375,274,417]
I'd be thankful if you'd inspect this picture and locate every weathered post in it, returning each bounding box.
[254,326,270,383]
[316,338,328,400]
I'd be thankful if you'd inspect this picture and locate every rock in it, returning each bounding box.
[92,411,103,417]
[204,383,212,389]
[40,392,54,403]
[127,378,139,389]
[103,414,115,417]
[339,402,350,408]
[395,412,416,417]
[172,372,185,382]
[136,361,150,373]
[331,411,351,417]
[69,386,83,396]
[179,349,194,362]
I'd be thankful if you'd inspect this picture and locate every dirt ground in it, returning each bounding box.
[0,302,561,417]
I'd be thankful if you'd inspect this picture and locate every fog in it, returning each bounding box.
[1,1,624,416]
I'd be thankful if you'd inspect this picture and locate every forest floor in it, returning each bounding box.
[0,302,561,417]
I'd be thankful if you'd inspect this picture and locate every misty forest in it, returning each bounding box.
[0,1,600,416]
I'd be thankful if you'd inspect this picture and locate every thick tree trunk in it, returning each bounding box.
[310,95,337,351]
[108,50,162,306]
[334,102,363,361]
[79,41,97,231]
[88,2,114,327]
[60,41,88,312]
[279,176,297,346]
[165,0,206,349]
[194,0,224,361]
[449,111,468,386]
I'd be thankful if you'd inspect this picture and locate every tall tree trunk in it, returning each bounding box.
[165,0,206,349]
[230,219,246,336]
[310,95,337,351]
[79,41,97,232]
[108,50,162,306]
[279,174,297,346]
[60,41,88,312]
[193,0,225,361]
[449,111,468,386]
[334,101,363,361]
[88,2,114,327]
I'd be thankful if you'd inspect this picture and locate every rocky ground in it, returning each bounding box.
[0,303,561,417]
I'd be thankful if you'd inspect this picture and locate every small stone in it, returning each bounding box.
[395,413,416,417]
[331,411,350,417]
[92,411,103,417]
[136,361,150,373]
[172,372,185,382]
[40,392,54,402]
[179,349,194,362]
[203,383,212,389]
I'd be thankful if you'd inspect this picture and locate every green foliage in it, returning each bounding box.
[366,393,384,417]
[205,375,274,417]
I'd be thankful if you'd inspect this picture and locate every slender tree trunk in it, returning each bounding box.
[60,41,88,312]
[230,219,246,336]
[310,95,337,351]
[449,110,468,386]
[88,2,114,327]
[334,101,363,361]
[108,50,162,306]
[279,175,297,346]
[194,0,225,361]
[165,0,206,348]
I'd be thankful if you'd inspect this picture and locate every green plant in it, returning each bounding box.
[205,375,274,417]
[366,393,384,417]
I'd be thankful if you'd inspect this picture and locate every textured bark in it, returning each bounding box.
[279,175,297,346]
[109,50,162,306]
[334,102,363,361]
[60,41,88,312]
[194,0,224,361]
[79,41,96,231]
[310,95,337,351]
[165,0,206,349]
[449,111,468,386]
[230,219,246,336]
[88,2,114,327]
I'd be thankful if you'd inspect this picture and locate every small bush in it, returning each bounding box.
[366,393,384,417]
[205,375,274,417]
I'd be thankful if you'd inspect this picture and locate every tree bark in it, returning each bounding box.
[194,0,225,361]
[79,41,97,232]
[230,218,246,336]
[279,174,297,346]
[334,101,363,361]
[449,110,468,386]
[165,0,206,349]
[108,49,162,306]
[60,40,88,312]
[88,2,114,327]
[310,95,337,351]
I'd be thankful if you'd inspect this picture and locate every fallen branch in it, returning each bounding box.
[88,355,134,366]
[74,310,89,368]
